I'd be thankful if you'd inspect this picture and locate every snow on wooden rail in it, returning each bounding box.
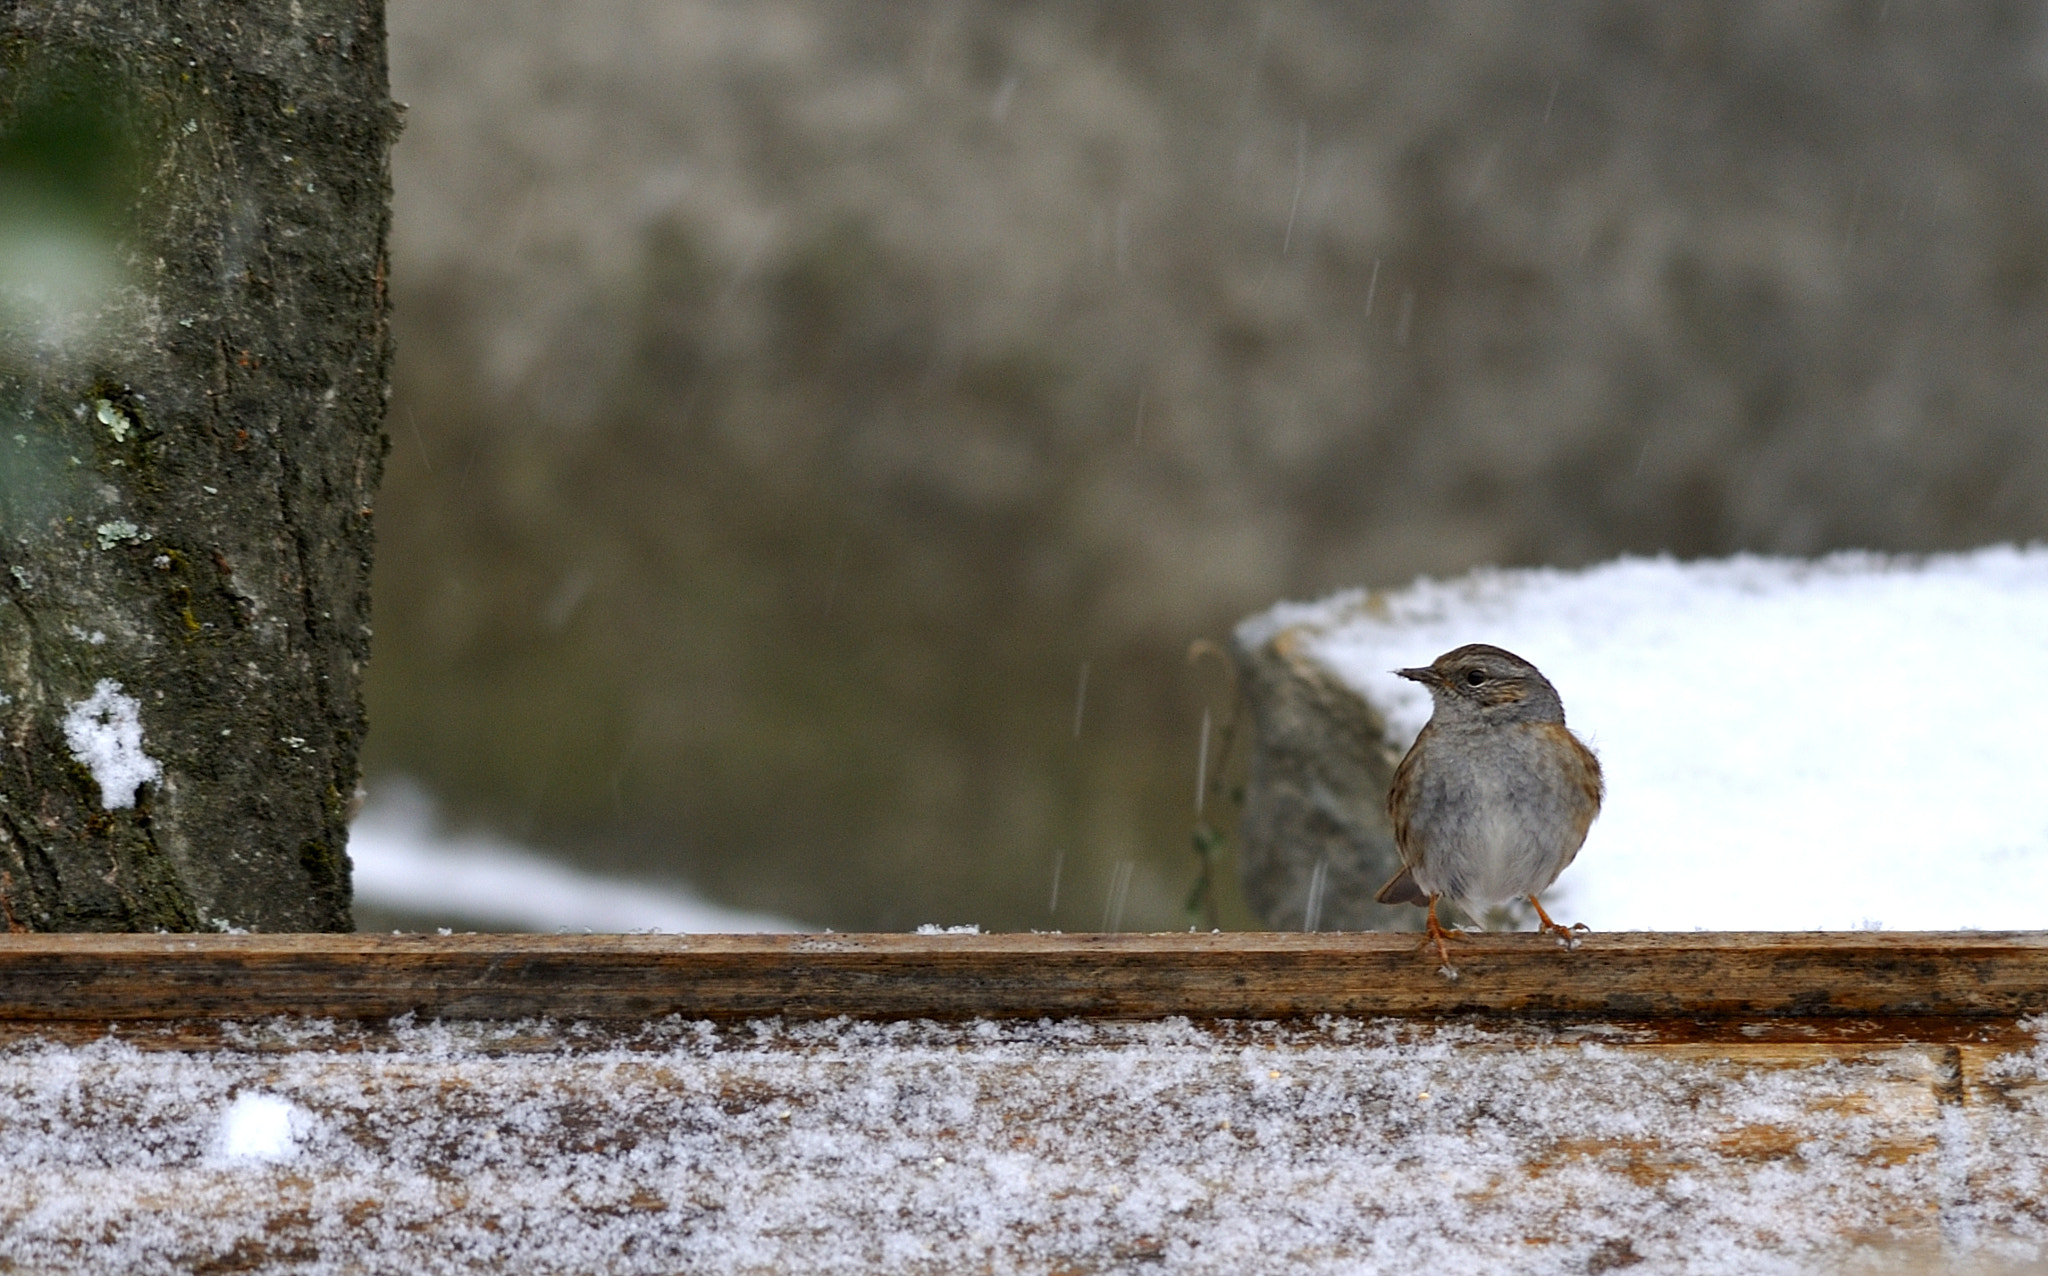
[1,932,2045,1273]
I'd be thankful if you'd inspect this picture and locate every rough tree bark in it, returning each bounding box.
[0,1,394,930]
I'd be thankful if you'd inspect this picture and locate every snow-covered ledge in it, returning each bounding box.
[1,932,2046,1270]
[1230,547,2048,934]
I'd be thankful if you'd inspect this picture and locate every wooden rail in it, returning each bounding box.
[4,931,2045,1270]
[2,930,2044,1025]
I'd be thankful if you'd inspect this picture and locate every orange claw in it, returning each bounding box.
[1422,896,1463,976]
[1529,894,1590,946]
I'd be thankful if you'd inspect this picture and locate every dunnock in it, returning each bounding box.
[1375,643,1603,971]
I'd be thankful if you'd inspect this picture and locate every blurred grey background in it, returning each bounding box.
[360,1,2048,932]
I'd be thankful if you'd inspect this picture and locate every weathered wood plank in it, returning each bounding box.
[5,1017,2041,1273]
[2,938,2043,1271]
[0,931,2043,1023]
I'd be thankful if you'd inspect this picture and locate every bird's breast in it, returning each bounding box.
[1402,722,1597,907]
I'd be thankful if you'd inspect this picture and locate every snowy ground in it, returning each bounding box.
[3,1016,2044,1274]
[348,779,802,933]
[1241,546,2048,933]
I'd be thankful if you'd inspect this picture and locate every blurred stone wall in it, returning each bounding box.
[366,1,2048,930]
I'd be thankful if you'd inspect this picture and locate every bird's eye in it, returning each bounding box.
[1464,669,1487,686]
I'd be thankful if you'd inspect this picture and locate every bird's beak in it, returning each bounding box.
[1395,666,1438,687]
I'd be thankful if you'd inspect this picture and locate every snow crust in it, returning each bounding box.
[348,779,802,933]
[1241,548,2048,932]
[1,1016,2042,1273]
[215,1092,307,1162]
[60,679,161,810]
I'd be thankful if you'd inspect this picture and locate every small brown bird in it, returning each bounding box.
[1376,643,1603,971]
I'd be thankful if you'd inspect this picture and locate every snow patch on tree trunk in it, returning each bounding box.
[60,680,160,811]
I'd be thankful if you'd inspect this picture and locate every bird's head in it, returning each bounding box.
[1395,643,1566,725]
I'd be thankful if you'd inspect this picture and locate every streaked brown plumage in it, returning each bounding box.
[1375,643,1603,972]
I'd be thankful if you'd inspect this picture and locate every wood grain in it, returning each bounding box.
[4,934,2044,1270]
[4,1023,2019,1272]
[0,930,2043,1024]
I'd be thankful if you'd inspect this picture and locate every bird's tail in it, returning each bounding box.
[1375,865,1429,906]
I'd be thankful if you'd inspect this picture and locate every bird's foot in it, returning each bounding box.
[1421,897,1465,976]
[1529,896,1590,950]
[1409,933,1462,978]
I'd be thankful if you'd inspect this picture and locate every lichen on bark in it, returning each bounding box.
[0,1,395,930]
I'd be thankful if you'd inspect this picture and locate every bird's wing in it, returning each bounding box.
[1553,728,1605,873]
[1379,727,1431,905]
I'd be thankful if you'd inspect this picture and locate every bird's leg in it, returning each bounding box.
[1529,895,1590,948]
[1423,896,1462,978]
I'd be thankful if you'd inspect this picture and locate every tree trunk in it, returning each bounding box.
[0,0,394,930]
